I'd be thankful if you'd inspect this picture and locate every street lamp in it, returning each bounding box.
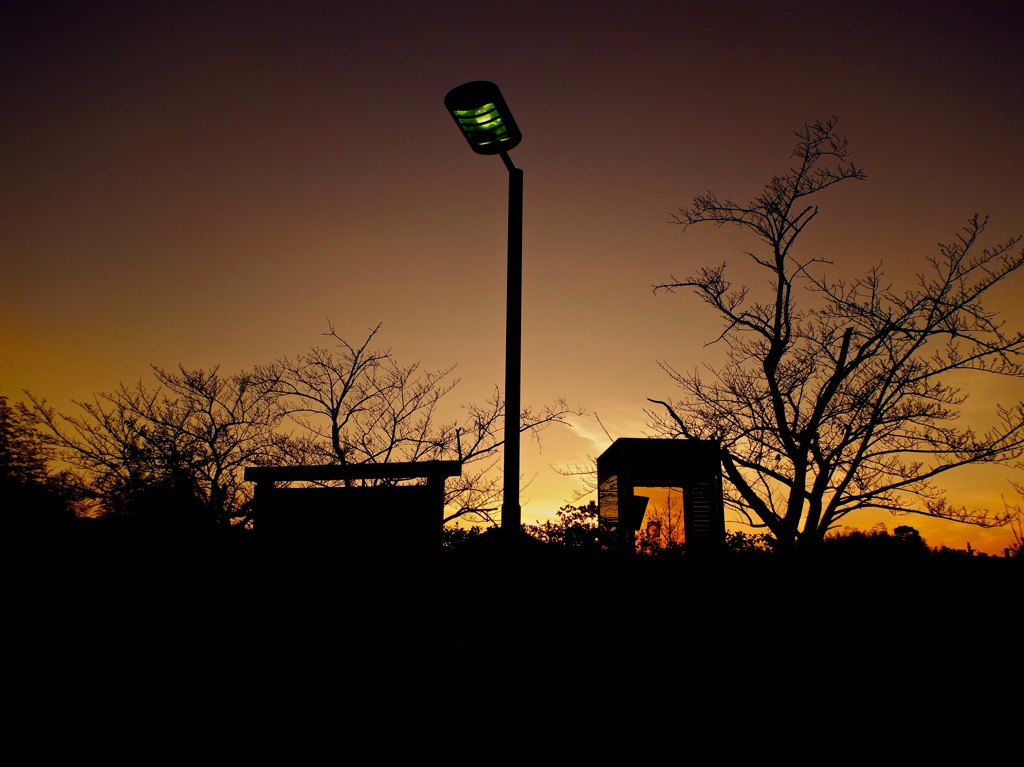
[444,80,523,541]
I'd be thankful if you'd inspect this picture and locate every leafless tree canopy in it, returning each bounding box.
[649,118,1024,550]
[28,366,290,526]
[253,321,578,526]
[26,322,578,529]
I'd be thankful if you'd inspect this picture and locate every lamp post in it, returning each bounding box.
[444,80,523,541]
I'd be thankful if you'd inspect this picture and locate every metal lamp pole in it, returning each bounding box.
[444,81,524,541]
[500,150,523,537]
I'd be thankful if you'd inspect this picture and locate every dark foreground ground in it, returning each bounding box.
[8,528,1019,753]
[15,529,1019,652]
[5,500,1018,767]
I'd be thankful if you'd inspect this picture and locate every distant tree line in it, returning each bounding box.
[452,500,1021,560]
[5,381,1020,558]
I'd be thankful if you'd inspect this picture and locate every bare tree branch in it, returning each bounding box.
[650,118,1024,551]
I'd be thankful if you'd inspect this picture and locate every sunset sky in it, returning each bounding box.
[3,1,1022,554]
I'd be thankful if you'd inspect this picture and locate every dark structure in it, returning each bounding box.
[597,438,725,552]
[244,461,461,549]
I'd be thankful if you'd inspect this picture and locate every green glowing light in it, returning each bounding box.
[453,104,511,146]
[453,103,499,123]
[444,81,522,155]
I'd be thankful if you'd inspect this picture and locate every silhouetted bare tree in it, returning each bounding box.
[649,117,1024,552]
[254,321,579,527]
[637,489,686,553]
[27,367,290,528]
[2,392,54,488]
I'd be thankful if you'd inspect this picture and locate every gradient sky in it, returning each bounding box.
[4,1,1022,554]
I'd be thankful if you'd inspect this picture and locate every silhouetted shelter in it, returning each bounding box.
[597,438,724,552]
[244,461,461,550]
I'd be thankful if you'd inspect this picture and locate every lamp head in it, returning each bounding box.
[444,80,522,155]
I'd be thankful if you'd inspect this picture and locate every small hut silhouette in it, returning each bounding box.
[597,438,724,553]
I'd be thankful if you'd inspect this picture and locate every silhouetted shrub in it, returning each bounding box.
[442,524,488,547]
[522,501,612,550]
[723,530,776,557]
[820,527,931,561]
